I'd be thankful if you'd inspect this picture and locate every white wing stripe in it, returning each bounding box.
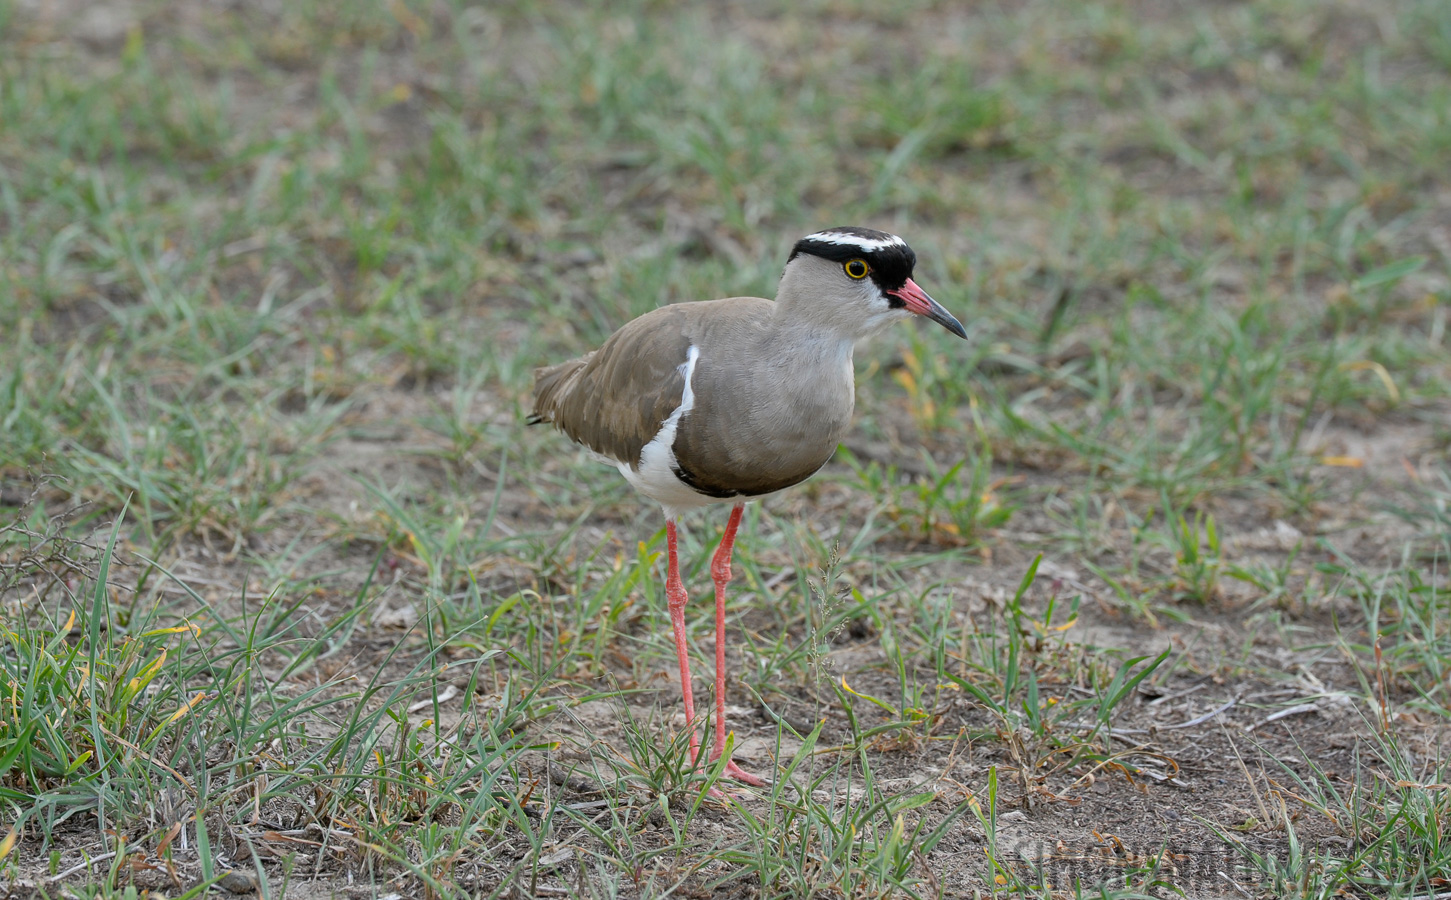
[619,345,711,517]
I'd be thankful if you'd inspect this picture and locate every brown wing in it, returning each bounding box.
[531,305,696,468]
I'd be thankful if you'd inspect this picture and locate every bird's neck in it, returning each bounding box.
[773,260,891,343]
[768,314,859,366]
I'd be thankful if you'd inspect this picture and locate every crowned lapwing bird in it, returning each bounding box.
[531,227,967,786]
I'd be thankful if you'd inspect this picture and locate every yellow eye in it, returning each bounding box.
[844,259,869,280]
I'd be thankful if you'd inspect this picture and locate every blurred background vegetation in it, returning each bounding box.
[1,0,1449,896]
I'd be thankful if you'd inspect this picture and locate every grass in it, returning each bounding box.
[2,0,1449,896]
[1202,726,1451,898]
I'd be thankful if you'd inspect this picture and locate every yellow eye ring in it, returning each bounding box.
[844,259,869,280]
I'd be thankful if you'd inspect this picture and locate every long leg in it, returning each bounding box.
[664,517,703,764]
[708,504,767,785]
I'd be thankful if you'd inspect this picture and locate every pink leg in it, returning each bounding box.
[664,518,703,765]
[708,504,767,786]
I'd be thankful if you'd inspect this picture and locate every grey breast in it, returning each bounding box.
[669,300,855,498]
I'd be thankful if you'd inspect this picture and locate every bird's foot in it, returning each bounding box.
[694,752,768,799]
[712,756,769,787]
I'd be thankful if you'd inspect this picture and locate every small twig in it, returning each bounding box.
[1221,725,1272,826]
[1163,697,1237,729]
[99,725,196,794]
[47,851,118,883]
[1246,702,1319,732]
[1217,870,1256,899]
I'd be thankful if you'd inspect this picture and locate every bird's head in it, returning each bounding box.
[777,227,967,340]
